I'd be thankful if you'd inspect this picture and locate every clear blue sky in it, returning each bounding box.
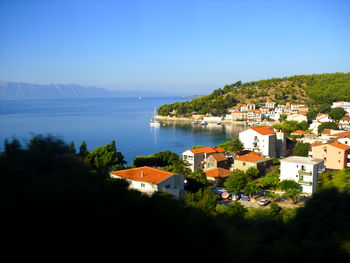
[0,0,349,94]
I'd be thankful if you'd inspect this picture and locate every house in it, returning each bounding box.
[280,156,324,194]
[310,141,350,170]
[232,152,272,174]
[110,166,185,199]
[339,116,350,130]
[182,146,226,172]
[246,110,262,121]
[298,105,309,113]
[205,168,231,183]
[265,101,276,109]
[230,110,245,121]
[240,104,255,112]
[334,131,350,145]
[206,152,229,170]
[291,130,309,137]
[286,113,307,123]
[239,126,286,158]
[309,114,334,134]
[332,101,350,115]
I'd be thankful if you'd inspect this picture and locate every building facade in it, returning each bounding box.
[239,126,286,158]
[280,156,324,194]
[110,166,185,199]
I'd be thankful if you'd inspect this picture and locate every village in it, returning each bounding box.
[110,100,350,209]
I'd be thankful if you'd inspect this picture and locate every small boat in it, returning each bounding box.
[150,119,161,127]
[201,121,208,126]
[217,122,222,125]
[192,121,199,125]
[150,106,161,127]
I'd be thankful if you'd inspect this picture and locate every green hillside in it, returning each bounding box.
[158,72,350,117]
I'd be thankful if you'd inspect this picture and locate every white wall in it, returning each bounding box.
[239,129,276,157]
[280,159,323,194]
[110,173,185,199]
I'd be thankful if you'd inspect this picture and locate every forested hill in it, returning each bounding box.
[157,72,350,117]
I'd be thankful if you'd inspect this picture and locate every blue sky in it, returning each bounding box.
[0,0,349,94]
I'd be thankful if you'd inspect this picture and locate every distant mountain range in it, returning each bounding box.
[0,81,180,99]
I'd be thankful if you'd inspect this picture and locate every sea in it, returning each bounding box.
[0,97,246,165]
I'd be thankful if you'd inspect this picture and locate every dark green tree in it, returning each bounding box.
[219,138,243,155]
[87,140,126,173]
[68,141,76,154]
[224,169,250,193]
[329,107,346,121]
[317,122,339,134]
[79,141,89,158]
[292,142,310,157]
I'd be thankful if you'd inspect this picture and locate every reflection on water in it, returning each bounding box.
[159,121,246,137]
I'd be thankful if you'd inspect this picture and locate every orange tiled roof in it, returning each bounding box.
[291,130,308,135]
[340,117,350,121]
[190,146,225,154]
[209,153,228,162]
[328,141,350,150]
[322,129,332,135]
[234,152,265,162]
[333,131,350,139]
[250,126,275,135]
[110,166,175,184]
[205,168,231,178]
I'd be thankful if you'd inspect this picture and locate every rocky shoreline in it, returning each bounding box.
[153,115,277,126]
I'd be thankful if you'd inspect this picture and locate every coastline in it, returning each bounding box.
[153,115,278,126]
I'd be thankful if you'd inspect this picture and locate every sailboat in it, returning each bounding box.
[150,106,161,127]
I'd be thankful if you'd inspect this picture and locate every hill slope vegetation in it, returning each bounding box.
[158,72,350,117]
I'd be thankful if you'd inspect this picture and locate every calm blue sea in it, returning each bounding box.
[0,97,245,164]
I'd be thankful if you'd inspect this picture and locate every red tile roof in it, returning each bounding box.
[340,117,350,121]
[334,131,350,138]
[291,130,309,135]
[250,126,275,135]
[234,152,265,162]
[328,141,350,150]
[209,153,228,162]
[322,129,332,135]
[110,166,176,184]
[190,146,225,154]
[205,168,231,178]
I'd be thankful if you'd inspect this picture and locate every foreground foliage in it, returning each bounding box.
[1,136,349,262]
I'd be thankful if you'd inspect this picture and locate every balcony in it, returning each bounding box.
[298,170,312,176]
[298,180,312,186]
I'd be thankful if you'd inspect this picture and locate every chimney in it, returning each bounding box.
[140,171,144,178]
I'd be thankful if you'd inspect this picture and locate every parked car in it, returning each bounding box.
[258,199,271,206]
[241,195,250,201]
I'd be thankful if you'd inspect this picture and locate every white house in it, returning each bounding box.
[239,126,286,158]
[279,156,324,194]
[202,116,223,122]
[332,101,350,115]
[265,101,276,109]
[110,166,185,199]
[339,116,350,130]
[182,146,226,172]
[286,113,307,123]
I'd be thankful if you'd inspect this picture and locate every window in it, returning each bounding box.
[301,165,306,171]
[243,162,246,166]
[165,184,171,189]
[141,183,145,188]
[338,160,341,163]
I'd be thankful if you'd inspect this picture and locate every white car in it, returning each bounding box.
[258,199,271,206]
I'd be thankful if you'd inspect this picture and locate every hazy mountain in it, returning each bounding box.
[0,81,180,99]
